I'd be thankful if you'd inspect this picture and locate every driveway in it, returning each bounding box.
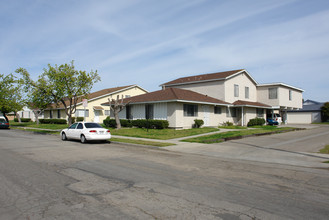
[164,124,329,168]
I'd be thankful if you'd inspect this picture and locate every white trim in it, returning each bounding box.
[234,104,272,109]
[226,70,258,85]
[257,83,304,92]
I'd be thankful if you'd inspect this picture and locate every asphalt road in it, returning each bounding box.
[1,128,329,219]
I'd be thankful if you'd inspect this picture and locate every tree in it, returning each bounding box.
[17,61,100,125]
[321,102,329,122]
[108,95,129,129]
[0,73,25,122]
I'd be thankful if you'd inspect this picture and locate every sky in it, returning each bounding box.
[1,0,329,102]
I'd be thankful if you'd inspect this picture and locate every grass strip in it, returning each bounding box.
[218,125,247,129]
[109,127,219,140]
[10,121,68,130]
[181,127,298,144]
[319,145,329,154]
[111,137,175,147]
[11,127,60,135]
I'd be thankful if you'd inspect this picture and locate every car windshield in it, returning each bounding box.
[85,123,102,128]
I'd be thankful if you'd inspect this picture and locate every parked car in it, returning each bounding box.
[267,113,282,124]
[61,122,111,143]
[0,116,9,129]
[267,118,279,126]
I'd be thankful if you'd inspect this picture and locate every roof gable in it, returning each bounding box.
[102,88,230,106]
[161,69,246,87]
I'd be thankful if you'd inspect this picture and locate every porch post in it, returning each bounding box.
[241,107,244,126]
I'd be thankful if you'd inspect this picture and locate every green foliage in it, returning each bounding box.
[193,119,204,128]
[103,117,169,129]
[247,118,266,127]
[103,117,133,128]
[72,117,84,123]
[222,121,233,126]
[39,119,67,124]
[16,61,100,125]
[321,102,329,122]
[14,118,31,122]
[0,73,25,113]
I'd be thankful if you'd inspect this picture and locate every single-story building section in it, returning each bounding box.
[101,88,272,129]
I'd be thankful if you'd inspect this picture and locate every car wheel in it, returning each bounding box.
[61,132,67,141]
[80,135,87,143]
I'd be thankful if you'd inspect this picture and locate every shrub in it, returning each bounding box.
[39,119,67,124]
[247,118,266,127]
[222,121,233,126]
[132,119,169,129]
[103,117,133,128]
[14,118,31,122]
[72,117,84,123]
[321,102,329,122]
[193,119,204,128]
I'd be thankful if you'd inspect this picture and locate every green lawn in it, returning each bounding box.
[319,145,329,154]
[182,127,297,143]
[110,127,219,140]
[218,125,247,129]
[10,121,68,130]
[111,137,175,147]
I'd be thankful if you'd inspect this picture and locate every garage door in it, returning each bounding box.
[287,112,312,124]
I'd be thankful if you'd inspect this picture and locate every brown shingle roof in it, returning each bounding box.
[233,100,271,108]
[102,88,230,105]
[48,85,134,109]
[162,69,244,86]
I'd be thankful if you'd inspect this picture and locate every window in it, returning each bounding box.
[77,123,83,129]
[76,109,89,117]
[226,107,237,117]
[50,110,53,119]
[69,123,78,129]
[289,90,292,101]
[214,106,222,114]
[234,84,239,97]
[126,105,133,119]
[57,110,61,119]
[125,95,131,98]
[184,104,198,117]
[245,87,249,99]
[269,88,278,99]
[256,108,264,117]
[145,104,154,119]
[105,110,110,116]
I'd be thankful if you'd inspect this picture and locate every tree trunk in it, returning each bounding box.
[15,112,21,123]
[114,110,121,129]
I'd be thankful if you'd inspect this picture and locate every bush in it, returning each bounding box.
[222,121,233,126]
[131,119,169,129]
[321,102,329,122]
[103,117,133,128]
[39,119,67,124]
[247,118,266,127]
[72,117,84,123]
[193,119,204,128]
[14,118,31,122]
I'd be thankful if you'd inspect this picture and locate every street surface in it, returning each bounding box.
[0,126,329,219]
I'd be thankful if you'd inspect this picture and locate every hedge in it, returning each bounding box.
[247,118,266,127]
[39,119,67,124]
[14,118,31,122]
[103,117,169,129]
[193,119,204,128]
[72,117,84,123]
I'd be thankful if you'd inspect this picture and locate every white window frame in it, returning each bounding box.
[245,86,249,99]
[269,88,278,99]
[234,84,239,97]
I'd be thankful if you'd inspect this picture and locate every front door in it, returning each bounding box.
[203,105,210,126]
[94,110,100,123]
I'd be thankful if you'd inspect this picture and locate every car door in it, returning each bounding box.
[75,123,84,139]
[66,123,78,139]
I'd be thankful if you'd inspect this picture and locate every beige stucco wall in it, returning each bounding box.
[165,80,226,100]
[44,86,147,123]
[257,86,303,109]
[224,73,257,103]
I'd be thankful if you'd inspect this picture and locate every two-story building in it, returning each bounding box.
[101,69,303,128]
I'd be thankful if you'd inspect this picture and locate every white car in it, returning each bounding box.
[61,122,111,143]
